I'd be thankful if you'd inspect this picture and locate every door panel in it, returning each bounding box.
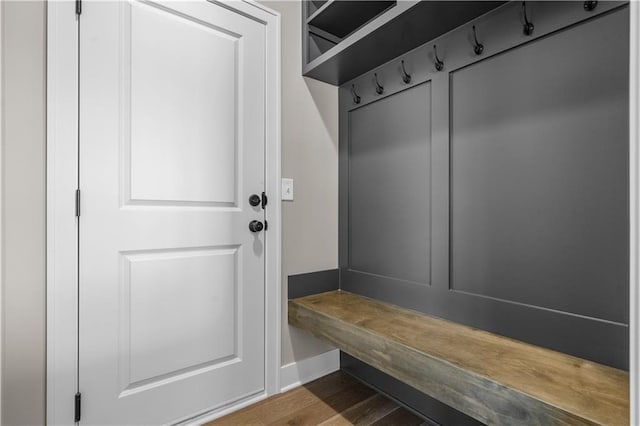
[79,1,266,424]
[128,3,240,205]
[124,247,239,386]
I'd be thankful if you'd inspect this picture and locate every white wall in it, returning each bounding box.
[258,0,339,366]
[1,2,47,425]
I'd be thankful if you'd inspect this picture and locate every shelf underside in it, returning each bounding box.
[304,1,505,85]
[308,1,396,39]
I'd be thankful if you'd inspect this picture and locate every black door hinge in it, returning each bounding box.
[75,0,82,16]
[75,189,81,218]
[264,220,268,231]
[261,191,268,209]
[74,392,82,422]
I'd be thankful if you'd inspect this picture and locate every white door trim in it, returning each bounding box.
[46,1,281,424]
[630,2,639,424]
[47,4,79,424]
[0,1,4,421]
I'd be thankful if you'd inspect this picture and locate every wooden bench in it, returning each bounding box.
[288,290,629,425]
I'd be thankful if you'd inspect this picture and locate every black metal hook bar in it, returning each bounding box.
[472,25,484,55]
[583,0,597,11]
[351,84,361,104]
[401,60,411,84]
[374,73,384,95]
[433,45,444,71]
[522,2,534,36]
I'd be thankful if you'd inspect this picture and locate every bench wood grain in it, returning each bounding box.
[288,290,629,425]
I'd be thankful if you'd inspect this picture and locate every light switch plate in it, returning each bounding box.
[282,178,294,201]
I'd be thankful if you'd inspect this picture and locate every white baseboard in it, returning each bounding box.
[279,349,340,393]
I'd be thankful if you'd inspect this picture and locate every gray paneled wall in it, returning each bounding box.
[339,1,630,369]
[349,83,432,284]
[449,18,629,323]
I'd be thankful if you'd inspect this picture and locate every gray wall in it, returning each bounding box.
[259,0,339,367]
[339,2,629,369]
[1,1,48,425]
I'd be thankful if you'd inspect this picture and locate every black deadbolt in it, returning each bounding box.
[249,220,264,233]
[249,194,261,207]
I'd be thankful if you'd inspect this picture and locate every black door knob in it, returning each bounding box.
[249,220,264,233]
[249,194,261,207]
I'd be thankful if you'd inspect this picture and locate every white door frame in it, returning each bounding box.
[0,1,4,421]
[46,1,281,424]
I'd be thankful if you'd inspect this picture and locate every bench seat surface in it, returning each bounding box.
[288,290,629,425]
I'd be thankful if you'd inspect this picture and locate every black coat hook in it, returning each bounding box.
[401,60,411,84]
[351,84,361,104]
[472,26,484,55]
[522,2,534,36]
[433,45,444,71]
[374,73,384,95]
[583,1,597,11]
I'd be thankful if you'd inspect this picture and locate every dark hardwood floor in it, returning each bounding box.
[208,371,426,426]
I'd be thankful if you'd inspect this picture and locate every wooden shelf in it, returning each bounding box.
[289,291,629,425]
[303,1,505,85]
[307,1,396,39]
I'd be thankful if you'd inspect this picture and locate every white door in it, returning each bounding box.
[78,1,266,424]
